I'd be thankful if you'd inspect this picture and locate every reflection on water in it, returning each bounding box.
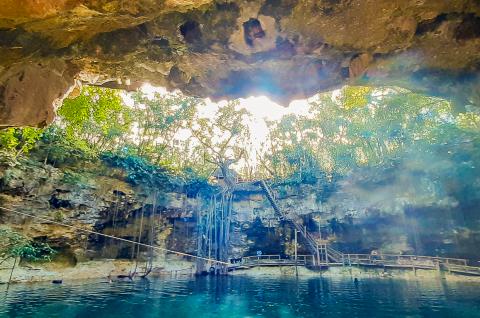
[1,276,479,317]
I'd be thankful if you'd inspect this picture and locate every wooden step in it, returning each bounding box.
[259,179,321,257]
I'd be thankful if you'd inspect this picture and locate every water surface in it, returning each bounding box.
[1,275,479,317]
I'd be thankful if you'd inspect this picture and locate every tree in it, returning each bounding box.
[191,101,251,186]
[130,91,199,168]
[0,127,43,160]
[57,86,133,155]
[36,125,90,166]
[259,86,462,180]
[0,227,55,264]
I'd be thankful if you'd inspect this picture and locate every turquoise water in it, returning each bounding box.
[1,276,479,317]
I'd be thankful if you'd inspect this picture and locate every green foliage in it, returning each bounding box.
[341,86,373,110]
[0,127,43,159]
[57,86,132,155]
[36,126,92,166]
[62,170,89,187]
[180,166,213,197]
[101,152,173,188]
[6,83,477,192]
[191,100,252,179]
[192,101,251,161]
[101,152,213,195]
[0,227,55,262]
[129,91,200,169]
[12,86,247,189]
[456,112,480,132]
[0,87,254,188]
[260,86,479,182]
[54,211,66,222]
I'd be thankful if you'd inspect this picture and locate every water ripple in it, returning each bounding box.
[0,276,479,317]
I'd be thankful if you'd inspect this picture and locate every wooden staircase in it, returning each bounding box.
[257,180,480,276]
[326,245,344,263]
[259,180,332,266]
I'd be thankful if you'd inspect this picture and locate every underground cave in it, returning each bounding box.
[1,1,480,317]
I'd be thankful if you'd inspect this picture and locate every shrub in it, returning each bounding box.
[0,227,56,262]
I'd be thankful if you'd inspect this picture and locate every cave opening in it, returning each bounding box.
[2,84,479,266]
[1,82,480,316]
[0,1,480,311]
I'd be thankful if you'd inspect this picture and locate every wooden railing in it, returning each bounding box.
[258,180,327,263]
[443,263,480,275]
[330,252,468,269]
[326,246,344,263]
[234,255,307,267]
[242,255,282,262]
[228,253,480,276]
[229,254,326,268]
[251,179,480,276]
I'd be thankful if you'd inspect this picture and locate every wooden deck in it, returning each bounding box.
[227,253,480,276]
[325,247,480,276]
[441,263,480,276]
[227,255,326,271]
[228,180,480,277]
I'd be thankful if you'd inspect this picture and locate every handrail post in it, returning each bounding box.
[325,245,329,265]
[294,229,298,277]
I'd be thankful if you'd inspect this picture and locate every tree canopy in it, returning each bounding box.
[57,86,133,156]
[259,86,477,183]
[0,85,479,190]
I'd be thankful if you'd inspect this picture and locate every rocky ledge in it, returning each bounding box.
[0,0,479,127]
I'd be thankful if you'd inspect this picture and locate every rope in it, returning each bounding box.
[0,206,228,265]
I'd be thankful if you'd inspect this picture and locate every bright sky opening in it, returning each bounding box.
[126,83,312,153]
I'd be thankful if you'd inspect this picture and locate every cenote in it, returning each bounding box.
[1,276,480,318]
[1,1,480,317]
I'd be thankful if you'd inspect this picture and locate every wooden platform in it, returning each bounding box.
[226,254,480,276]
[232,180,480,277]
[441,264,480,276]
[228,255,311,271]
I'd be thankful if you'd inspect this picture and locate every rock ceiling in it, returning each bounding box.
[0,0,479,127]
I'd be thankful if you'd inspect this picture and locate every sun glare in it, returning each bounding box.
[131,83,312,154]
